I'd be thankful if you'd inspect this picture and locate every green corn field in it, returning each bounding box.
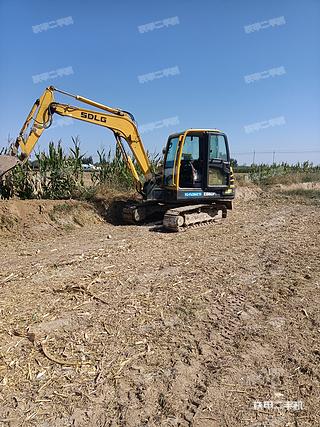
[235,162,320,185]
[0,138,162,200]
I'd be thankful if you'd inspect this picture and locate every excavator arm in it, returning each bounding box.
[0,86,152,193]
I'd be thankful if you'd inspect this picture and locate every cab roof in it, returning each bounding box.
[168,129,223,138]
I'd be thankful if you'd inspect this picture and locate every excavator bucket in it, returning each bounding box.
[0,155,20,178]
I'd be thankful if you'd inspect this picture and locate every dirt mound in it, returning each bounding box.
[235,185,263,201]
[0,186,262,237]
[0,199,103,236]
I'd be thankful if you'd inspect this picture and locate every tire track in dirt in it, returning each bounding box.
[0,191,319,426]
[143,200,320,426]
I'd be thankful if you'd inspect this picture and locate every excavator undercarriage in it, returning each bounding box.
[122,200,228,232]
[0,86,235,232]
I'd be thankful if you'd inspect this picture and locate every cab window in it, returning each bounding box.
[209,134,228,161]
[181,136,200,160]
[163,137,179,185]
[179,135,202,188]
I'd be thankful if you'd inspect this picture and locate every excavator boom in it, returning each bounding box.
[0,87,152,191]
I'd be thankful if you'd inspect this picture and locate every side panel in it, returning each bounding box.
[162,188,234,206]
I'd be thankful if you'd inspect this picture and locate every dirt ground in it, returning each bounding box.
[0,186,319,427]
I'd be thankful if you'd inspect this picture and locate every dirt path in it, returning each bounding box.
[0,190,319,426]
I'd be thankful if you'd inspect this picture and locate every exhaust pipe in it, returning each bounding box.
[0,155,21,178]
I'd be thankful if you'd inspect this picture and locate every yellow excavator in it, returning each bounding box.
[0,86,235,231]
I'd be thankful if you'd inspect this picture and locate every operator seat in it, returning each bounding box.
[179,159,202,188]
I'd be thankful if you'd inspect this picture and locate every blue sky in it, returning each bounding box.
[0,0,319,164]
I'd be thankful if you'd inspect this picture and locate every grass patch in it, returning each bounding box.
[260,172,320,186]
[234,163,320,186]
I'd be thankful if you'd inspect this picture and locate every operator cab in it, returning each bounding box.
[162,129,234,204]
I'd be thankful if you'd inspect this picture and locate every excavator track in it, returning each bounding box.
[122,204,146,224]
[122,202,228,232]
[163,204,227,232]
[122,203,167,224]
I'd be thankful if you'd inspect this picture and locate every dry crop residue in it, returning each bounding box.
[0,187,319,426]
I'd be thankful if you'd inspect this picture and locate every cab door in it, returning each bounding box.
[207,133,230,188]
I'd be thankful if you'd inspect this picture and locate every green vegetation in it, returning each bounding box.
[234,162,320,185]
[91,147,135,190]
[0,138,161,200]
[1,138,319,200]
[1,138,85,200]
[91,147,161,190]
